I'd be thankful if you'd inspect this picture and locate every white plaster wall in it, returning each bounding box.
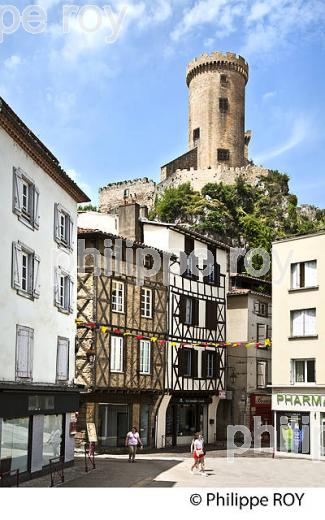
[78,211,117,234]
[0,127,78,384]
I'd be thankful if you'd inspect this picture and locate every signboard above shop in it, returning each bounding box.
[273,393,325,411]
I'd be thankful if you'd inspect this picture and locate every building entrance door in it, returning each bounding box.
[321,415,325,457]
[140,405,151,447]
[117,411,129,447]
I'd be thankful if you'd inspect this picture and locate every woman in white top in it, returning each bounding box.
[125,426,143,463]
[190,432,207,475]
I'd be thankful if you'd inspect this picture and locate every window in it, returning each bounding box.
[110,336,124,372]
[257,361,267,388]
[183,236,199,280]
[56,337,69,382]
[254,300,269,317]
[12,167,39,229]
[141,288,153,318]
[217,148,230,162]
[203,351,219,379]
[257,324,267,342]
[219,97,229,113]
[220,74,228,85]
[139,340,151,374]
[112,280,124,313]
[292,359,315,384]
[54,203,74,250]
[42,415,63,467]
[124,188,129,198]
[178,348,198,378]
[54,268,73,313]
[205,247,221,286]
[291,308,316,337]
[16,325,33,380]
[193,128,200,147]
[291,261,317,289]
[144,254,154,270]
[12,242,40,299]
[180,295,199,326]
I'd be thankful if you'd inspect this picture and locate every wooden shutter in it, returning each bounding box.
[33,254,41,298]
[178,348,185,376]
[12,242,22,290]
[214,353,220,379]
[68,277,74,313]
[192,298,199,326]
[201,350,208,379]
[179,295,186,324]
[191,349,198,378]
[214,263,221,286]
[68,215,74,250]
[57,338,69,381]
[32,185,40,229]
[151,289,155,319]
[54,268,61,307]
[54,203,61,243]
[254,300,259,314]
[13,168,22,215]
[16,326,33,379]
[206,301,217,330]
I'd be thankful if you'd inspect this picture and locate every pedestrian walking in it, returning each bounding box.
[125,426,143,463]
[190,432,207,476]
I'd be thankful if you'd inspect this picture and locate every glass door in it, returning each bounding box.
[140,405,151,447]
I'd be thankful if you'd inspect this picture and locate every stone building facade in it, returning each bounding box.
[98,51,270,213]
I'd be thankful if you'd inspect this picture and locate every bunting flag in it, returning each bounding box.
[76,319,271,349]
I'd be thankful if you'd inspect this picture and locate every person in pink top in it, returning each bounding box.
[125,426,143,463]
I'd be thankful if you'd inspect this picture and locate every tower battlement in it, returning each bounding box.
[186,51,249,87]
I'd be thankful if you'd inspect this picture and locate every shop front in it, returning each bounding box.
[250,394,273,445]
[165,396,212,447]
[273,391,325,460]
[79,392,159,451]
[0,386,79,478]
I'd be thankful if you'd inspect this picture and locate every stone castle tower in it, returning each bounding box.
[99,52,268,214]
[187,52,249,169]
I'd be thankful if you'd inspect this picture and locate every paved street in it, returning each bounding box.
[20,450,325,488]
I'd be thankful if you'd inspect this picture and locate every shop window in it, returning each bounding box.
[276,412,310,454]
[99,404,129,448]
[42,415,63,467]
[177,404,198,437]
[0,417,29,473]
[291,260,317,289]
[291,308,316,337]
[217,149,230,162]
[292,359,315,384]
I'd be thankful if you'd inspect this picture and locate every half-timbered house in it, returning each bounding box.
[75,228,168,450]
[129,214,229,448]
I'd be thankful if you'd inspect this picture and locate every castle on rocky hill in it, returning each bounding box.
[99,51,270,214]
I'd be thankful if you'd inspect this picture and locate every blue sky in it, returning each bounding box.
[1,0,325,207]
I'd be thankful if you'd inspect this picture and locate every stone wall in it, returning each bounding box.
[157,164,269,195]
[161,148,198,181]
[99,177,156,213]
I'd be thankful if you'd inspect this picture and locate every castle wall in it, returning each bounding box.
[99,177,156,213]
[157,164,269,195]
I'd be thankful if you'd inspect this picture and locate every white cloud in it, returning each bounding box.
[254,116,309,163]
[171,0,229,41]
[263,91,276,100]
[4,55,22,70]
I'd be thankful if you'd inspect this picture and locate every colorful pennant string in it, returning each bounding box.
[76,320,271,349]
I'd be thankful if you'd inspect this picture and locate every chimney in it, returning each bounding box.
[139,205,149,219]
[118,203,142,242]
